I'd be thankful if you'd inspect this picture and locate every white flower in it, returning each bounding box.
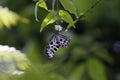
[54,25,63,31]
[0,45,30,75]
[12,70,24,75]
[0,45,25,56]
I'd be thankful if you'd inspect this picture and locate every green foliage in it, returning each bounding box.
[59,10,75,28]
[70,63,85,80]
[37,0,101,32]
[36,0,78,32]
[37,0,48,11]
[59,0,78,16]
[74,0,96,16]
[91,43,113,63]
[40,11,57,32]
[0,6,29,29]
[87,58,107,80]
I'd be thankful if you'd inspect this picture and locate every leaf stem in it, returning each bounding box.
[84,0,102,15]
[35,2,39,22]
[74,0,102,24]
[52,0,56,11]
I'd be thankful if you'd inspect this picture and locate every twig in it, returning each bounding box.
[84,0,102,15]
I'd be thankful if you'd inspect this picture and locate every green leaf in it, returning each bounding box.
[59,0,77,16]
[40,11,57,32]
[49,72,65,80]
[35,0,48,22]
[74,0,96,16]
[70,63,85,80]
[87,58,107,80]
[37,0,48,11]
[91,43,113,63]
[0,7,18,28]
[0,20,3,29]
[95,51,113,63]
[0,6,29,29]
[59,10,75,28]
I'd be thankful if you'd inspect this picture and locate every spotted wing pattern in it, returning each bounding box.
[45,32,70,58]
[56,33,70,48]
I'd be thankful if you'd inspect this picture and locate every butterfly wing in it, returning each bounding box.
[45,33,60,58]
[45,32,70,58]
[57,33,70,48]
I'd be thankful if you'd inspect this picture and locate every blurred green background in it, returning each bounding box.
[0,0,120,80]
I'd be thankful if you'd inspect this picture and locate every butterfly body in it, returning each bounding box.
[45,32,70,58]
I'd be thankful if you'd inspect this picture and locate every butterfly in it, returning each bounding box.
[45,32,70,58]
